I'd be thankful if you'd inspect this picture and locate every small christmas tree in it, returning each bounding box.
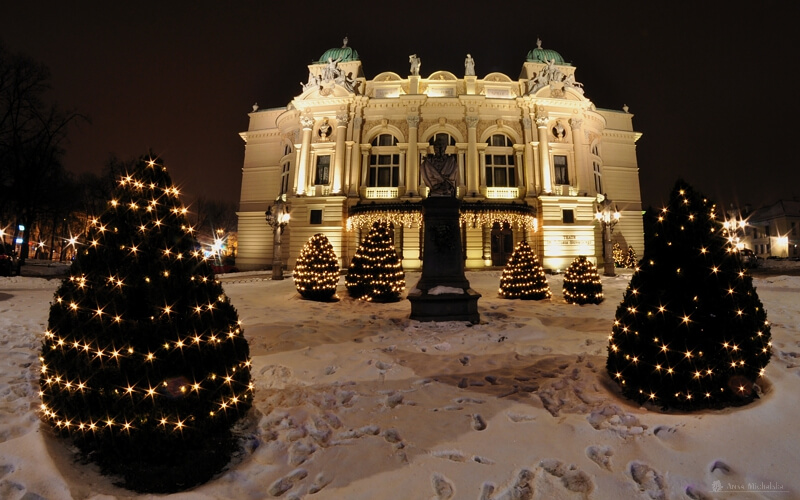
[499,241,551,300]
[612,241,625,268]
[345,221,405,302]
[607,180,771,410]
[625,245,638,269]
[39,155,252,493]
[563,256,603,304]
[294,233,340,301]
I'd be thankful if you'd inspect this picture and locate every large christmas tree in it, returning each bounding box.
[607,180,771,410]
[294,233,340,301]
[345,221,405,302]
[499,240,551,300]
[562,256,604,304]
[39,155,252,492]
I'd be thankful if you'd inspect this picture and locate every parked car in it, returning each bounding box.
[739,248,758,268]
[0,243,19,276]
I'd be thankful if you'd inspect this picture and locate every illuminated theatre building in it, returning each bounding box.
[236,40,643,272]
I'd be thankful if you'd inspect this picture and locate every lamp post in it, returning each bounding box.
[595,194,620,276]
[265,194,291,280]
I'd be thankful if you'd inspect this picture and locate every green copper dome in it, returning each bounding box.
[526,39,570,65]
[318,37,359,63]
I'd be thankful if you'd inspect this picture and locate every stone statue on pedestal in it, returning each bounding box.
[421,136,458,197]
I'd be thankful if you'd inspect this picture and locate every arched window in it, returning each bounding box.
[369,134,400,187]
[428,133,456,148]
[485,134,515,187]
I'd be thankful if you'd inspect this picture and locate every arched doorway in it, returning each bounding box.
[491,222,513,266]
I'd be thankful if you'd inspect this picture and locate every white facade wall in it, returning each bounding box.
[237,47,645,272]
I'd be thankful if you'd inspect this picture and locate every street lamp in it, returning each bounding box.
[595,193,620,276]
[265,194,291,280]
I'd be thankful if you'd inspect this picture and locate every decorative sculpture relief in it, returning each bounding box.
[525,59,584,96]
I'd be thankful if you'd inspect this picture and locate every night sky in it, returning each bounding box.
[3,1,798,211]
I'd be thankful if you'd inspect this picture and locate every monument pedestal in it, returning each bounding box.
[408,197,481,323]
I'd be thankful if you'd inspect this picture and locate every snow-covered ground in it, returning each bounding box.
[1,263,799,499]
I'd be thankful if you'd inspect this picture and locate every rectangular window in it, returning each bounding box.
[554,155,569,185]
[368,154,400,187]
[562,209,575,224]
[764,225,771,237]
[485,154,515,187]
[315,156,330,185]
[280,162,290,194]
[593,162,602,194]
[309,209,323,225]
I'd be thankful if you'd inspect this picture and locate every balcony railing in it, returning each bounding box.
[486,187,519,199]
[552,185,579,196]
[365,187,399,199]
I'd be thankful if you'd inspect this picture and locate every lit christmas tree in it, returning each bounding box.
[562,256,603,304]
[294,233,340,301]
[499,240,551,300]
[607,180,771,410]
[345,221,405,302]
[39,155,252,493]
[625,245,638,269]
[612,241,625,268]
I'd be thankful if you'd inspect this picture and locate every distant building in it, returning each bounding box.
[236,40,644,272]
[741,200,800,258]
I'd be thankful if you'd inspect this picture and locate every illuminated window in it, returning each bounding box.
[485,134,515,187]
[315,156,330,185]
[280,162,290,194]
[591,144,602,194]
[369,134,400,187]
[554,155,569,185]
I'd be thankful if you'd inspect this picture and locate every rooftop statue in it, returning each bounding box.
[465,54,475,76]
[409,54,421,76]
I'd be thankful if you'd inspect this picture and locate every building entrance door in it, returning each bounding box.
[491,222,513,266]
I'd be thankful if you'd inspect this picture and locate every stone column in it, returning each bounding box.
[569,118,588,195]
[522,116,537,195]
[296,116,315,195]
[406,115,420,196]
[536,113,552,194]
[466,116,479,197]
[332,113,349,194]
[347,116,363,196]
[514,146,525,193]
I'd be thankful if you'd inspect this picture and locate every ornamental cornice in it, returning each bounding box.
[292,96,355,112]
[238,129,283,143]
[602,130,643,142]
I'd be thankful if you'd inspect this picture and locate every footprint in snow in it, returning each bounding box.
[471,413,487,431]
[586,445,614,470]
[629,461,667,500]
[431,472,455,499]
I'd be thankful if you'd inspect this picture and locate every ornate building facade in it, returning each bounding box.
[237,40,643,272]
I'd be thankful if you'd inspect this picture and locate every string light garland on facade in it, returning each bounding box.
[38,155,252,493]
[606,181,771,410]
[346,201,537,232]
